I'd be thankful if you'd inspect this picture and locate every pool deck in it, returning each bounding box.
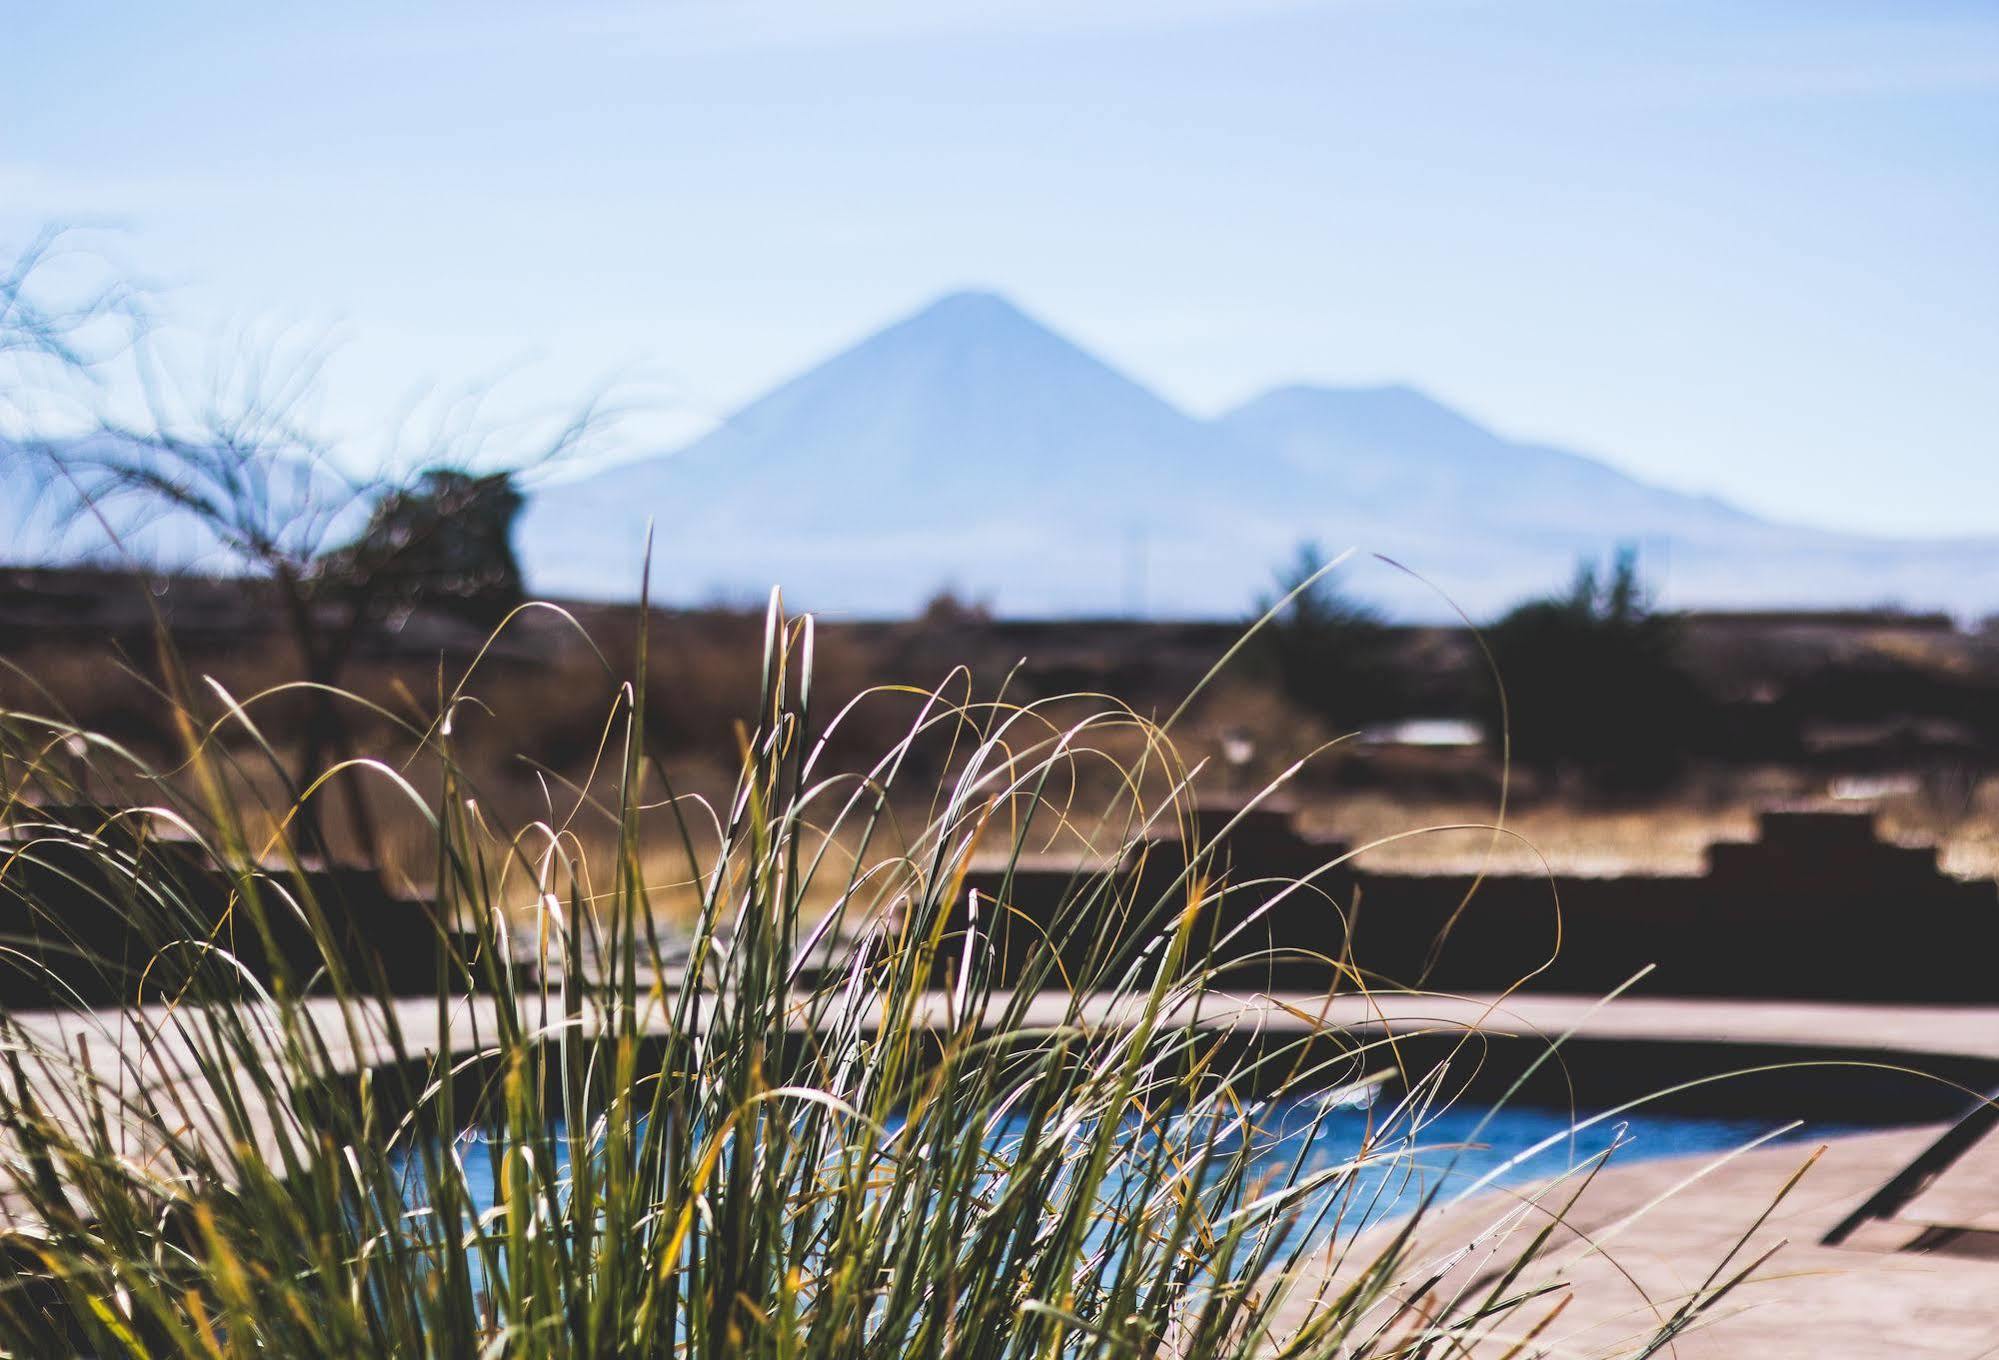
[19,988,1999,1081]
[1290,1121,1999,1358]
[1225,994,1999,1357]
[8,990,1999,1352]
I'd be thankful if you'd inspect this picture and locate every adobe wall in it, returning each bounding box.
[956,805,1999,1001]
[0,809,464,1006]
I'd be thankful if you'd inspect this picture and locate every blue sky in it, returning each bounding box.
[5,0,1995,536]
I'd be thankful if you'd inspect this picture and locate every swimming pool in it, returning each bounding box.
[421,1093,1865,1229]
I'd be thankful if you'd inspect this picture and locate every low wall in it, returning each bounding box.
[0,809,463,1006]
[957,806,1999,1001]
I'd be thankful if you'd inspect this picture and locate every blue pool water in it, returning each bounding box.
[1253,1098,1861,1219]
[423,1097,1863,1228]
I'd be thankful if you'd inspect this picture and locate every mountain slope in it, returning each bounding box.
[2,439,231,569]
[10,292,1991,620]
[1212,384,1999,616]
[3,436,378,575]
[676,290,1222,501]
[1217,384,1760,538]
[520,291,1296,614]
[522,291,1999,618]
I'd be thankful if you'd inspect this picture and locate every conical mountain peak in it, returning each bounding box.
[863,289,1101,366]
[518,298,1999,619]
[904,288,1031,324]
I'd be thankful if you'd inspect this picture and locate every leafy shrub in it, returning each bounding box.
[1485,548,1706,793]
[1256,542,1406,730]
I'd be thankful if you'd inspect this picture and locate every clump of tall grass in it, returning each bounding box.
[0,593,1768,1358]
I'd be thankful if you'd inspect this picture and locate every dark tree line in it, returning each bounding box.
[1256,542,1402,730]
[1256,541,1704,792]
[1482,548,1704,792]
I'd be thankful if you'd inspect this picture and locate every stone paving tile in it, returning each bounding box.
[1902,1130,1999,1235]
[1276,1126,1999,1358]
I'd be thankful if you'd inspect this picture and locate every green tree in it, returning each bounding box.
[323,468,526,626]
[1485,547,1703,791]
[14,231,600,860]
[1257,542,1402,729]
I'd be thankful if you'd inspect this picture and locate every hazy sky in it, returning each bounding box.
[6,0,1995,536]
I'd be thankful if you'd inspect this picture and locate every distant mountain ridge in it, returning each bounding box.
[519,291,1999,619]
[7,291,1994,620]
[1,439,358,572]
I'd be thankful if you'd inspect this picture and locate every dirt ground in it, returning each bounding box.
[1299,783,1999,880]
